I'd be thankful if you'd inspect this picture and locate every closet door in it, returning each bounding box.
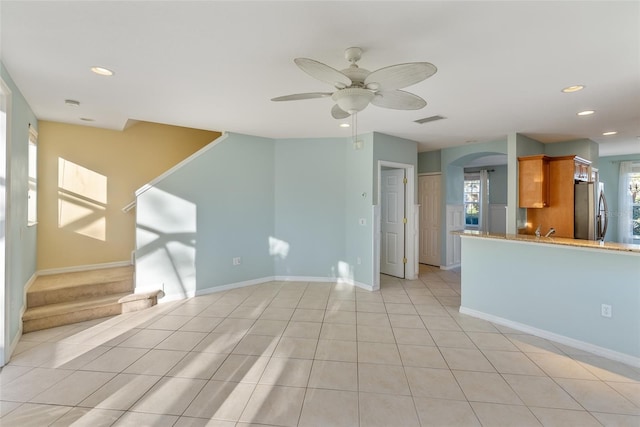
[419,174,441,266]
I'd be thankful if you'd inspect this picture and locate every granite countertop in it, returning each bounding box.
[454,230,640,253]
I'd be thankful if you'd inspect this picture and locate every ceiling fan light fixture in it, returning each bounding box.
[332,88,374,114]
[562,85,585,93]
[602,131,617,136]
[339,123,350,128]
[91,66,114,76]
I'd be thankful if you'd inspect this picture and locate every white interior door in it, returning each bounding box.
[381,169,405,278]
[419,174,441,266]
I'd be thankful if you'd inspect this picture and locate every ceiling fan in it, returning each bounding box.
[271,47,437,119]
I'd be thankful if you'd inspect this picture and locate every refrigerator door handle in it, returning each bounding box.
[599,191,608,240]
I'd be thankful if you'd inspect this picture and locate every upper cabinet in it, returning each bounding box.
[574,157,591,182]
[518,155,550,208]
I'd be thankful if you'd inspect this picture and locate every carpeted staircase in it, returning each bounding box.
[22,265,163,333]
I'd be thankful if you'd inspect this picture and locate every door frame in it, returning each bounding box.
[374,161,417,289]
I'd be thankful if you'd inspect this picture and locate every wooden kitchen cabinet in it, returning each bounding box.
[518,155,550,208]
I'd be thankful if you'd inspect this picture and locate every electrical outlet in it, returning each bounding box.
[359,218,366,226]
[233,257,241,266]
[601,304,612,318]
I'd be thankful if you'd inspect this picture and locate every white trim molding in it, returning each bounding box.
[37,260,133,276]
[460,306,640,368]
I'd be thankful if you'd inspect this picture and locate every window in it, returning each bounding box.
[629,171,640,238]
[27,125,37,226]
[464,175,480,227]
[619,161,640,243]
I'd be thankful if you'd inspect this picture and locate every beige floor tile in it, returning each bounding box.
[78,347,147,373]
[356,301,387,313]
[212,355,269,383]
[297,297,329,310]
[577,355,640,382]
[166,352,228,379]
[0,400,21,418]
[192,332,243,354]
[79,373,161,410]
[259,307,294,320]
[213,318,255,335]
[357,324,395,343]
[314,339,357,362]
[554,377,640,415]
[273,337,318,359]
[607,381,640,406]
[246,319,288,336]
[356,312,390,326]
[117,329,173,349]
[528,353,600,380]
[283,321,322,339]
[440,348,496,372]
[453,316,500,333]
[416,305,451,316]
[323,310,356,324]
[529,407,602,427]
[359,392,420,427]
[130,376,207,415]
[49,407,123,427]
[43,345,112,370]
[155,331,208,351]
[0,365,33,385]
[319,323,357,341]
[471,402,542,426]
[123,349,187,375]
[174,417,235,426]
[228,306,265,319]
[0,368,73,402]
[503,374,582,409]
[453,371,524,405]
[405,366,466,400]
[298,388,358,427]
[183,380,255,420]
[0,403,73,427]
[591,412,640,426]
[308,360,358,391]
[382,293,412,304]
[398,344,447,368]
[467,332,520,351]
[429,330,476,349]
[145,315,193,330]
[114,411,179,426]
[358,363,410,395]
[421,315,462,331]
[505,334,565,355]
[358,342,402,365]
[232,334,279,356]
[388,314,425,329]
[259,357,312,387]
[384,303,417,315]
[393,327,435,346]
[482,350,546,376]
[326,299,356,312]
[30,370,115,406]
[239,384,305,427]
[413,397,481,426]
[356,291,384,303]
[179,316,223,333]
[291,309,325,322]
[269,297,300,308]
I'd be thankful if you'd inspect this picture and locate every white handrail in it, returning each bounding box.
[122,200,136,213]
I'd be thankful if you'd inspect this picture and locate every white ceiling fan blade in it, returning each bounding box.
[365,62,437,91]
[371,90,427,110]
[331,104,350,119]
[295,58,352,89]
[271,92,333,101]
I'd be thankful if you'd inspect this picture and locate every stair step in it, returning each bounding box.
[27,266,134,308]
[23,293,131,333]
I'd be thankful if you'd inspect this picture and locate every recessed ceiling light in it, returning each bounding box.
[602,131,617,136]
[64,99,80,107]
[91,66,114,76]
[80,117,95,122]
[562,85,585,93]
[577,110,595,116]
[339,123,350,128]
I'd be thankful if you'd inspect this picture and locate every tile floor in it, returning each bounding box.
[1,265,639,426]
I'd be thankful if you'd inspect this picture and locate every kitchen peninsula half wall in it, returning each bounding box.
[457,231,640,367]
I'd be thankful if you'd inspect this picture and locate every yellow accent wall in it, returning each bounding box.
[37,121,221,270]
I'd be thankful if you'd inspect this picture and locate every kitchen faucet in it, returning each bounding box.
[535,225,541,237]
[544,227,556,237]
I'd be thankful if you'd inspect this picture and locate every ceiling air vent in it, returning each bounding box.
[414,115,446,124]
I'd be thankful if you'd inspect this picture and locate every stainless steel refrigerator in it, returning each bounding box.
[574,181,608,240]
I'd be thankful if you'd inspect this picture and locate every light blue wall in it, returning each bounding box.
[345,133,375,286]
[136,133,276,298]
[598,154,640,243]
[461,236,640,360]
[417,150,441,174]
[372,132,418,205]
[1,63,38,356]
[273,137,347,279]
[544,138,600,168]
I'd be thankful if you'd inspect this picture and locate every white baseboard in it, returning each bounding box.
[156,275,377,303]
[460,306,640,368]
[37,261,133,276]
[441,263,460,270]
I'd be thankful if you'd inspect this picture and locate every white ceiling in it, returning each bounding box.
[1,1,639,156]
